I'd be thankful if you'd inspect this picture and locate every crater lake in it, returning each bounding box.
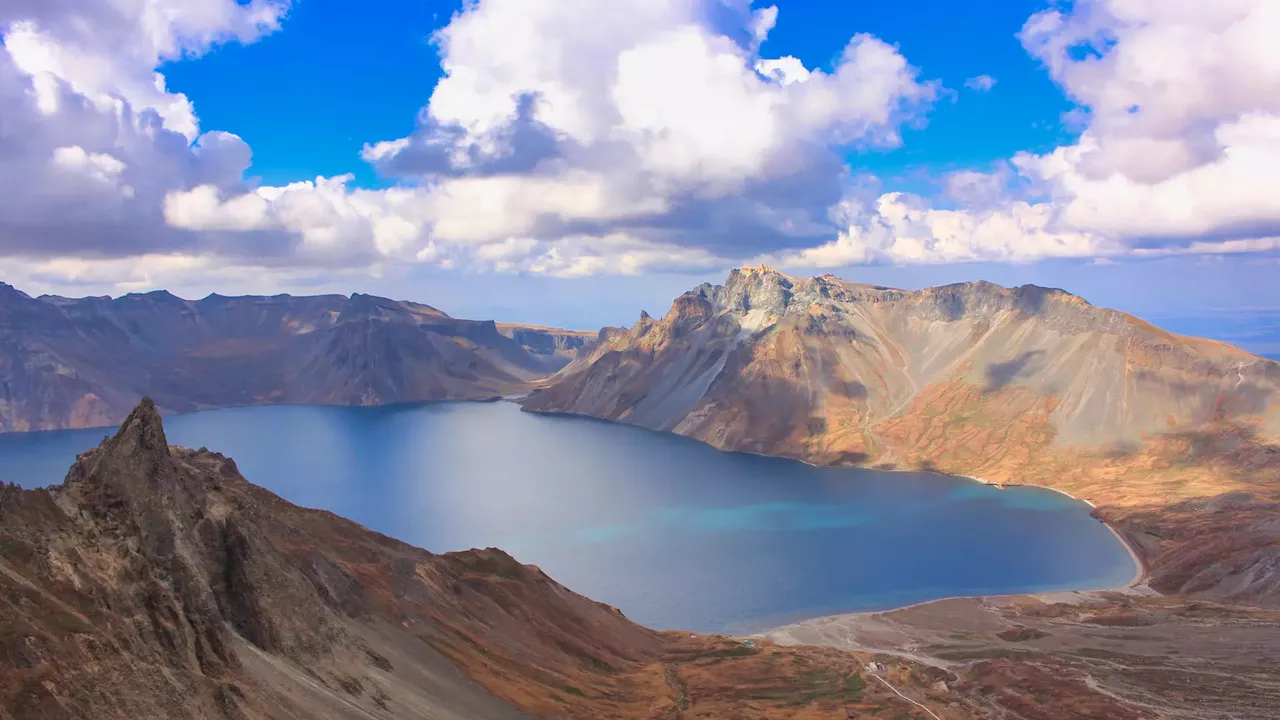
[0,400,1137,633]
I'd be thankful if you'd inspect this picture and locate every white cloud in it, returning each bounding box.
[773,0,1280,269]
[4,1,288,139]
[51,145,127,182]
[8,0,1280,296]
[755,56,810,85]
[0,0,284,266]
[1007,0,1280,244]
[380,0,937,189]
[1016,113,1280,239]
[1019,0,1280,184]
[749,5,778,47]
[170,0,937,279]
[767,192,1113,267]
[963,74,996,92]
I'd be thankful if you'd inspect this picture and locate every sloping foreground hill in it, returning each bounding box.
[0,284,588,432]
[2,398,1032,720]
[525,267,1280,606]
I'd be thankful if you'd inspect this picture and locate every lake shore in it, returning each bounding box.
[742,475,1149,640]
[746,472,1151,644]
[948,472,1147,589]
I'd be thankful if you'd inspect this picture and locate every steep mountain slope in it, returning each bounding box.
[525,267,1280,605]
[0,285,586,432]
[2,398,1074,720]
[496,323,595,365]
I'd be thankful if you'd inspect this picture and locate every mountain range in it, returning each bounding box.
[0,283,591,432]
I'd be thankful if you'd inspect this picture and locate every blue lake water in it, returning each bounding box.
[0,401,1136,633]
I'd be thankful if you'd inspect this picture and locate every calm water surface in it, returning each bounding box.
[0,401,1136,633]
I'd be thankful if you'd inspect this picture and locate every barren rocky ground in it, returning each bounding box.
[765,590,1280,719]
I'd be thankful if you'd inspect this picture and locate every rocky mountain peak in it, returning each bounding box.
[106,396,169,459]
[722,265,796,317]
[66,396,190,528]
[0,281,31,300]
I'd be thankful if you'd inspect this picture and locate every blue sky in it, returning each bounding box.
[164,0,1076,192]
[163,0,454,188]
[2,0,1278,351]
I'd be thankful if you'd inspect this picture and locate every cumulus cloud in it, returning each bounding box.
[772,0,1280,268]
[963,74,996,92]
[2,0,945,288]
[762,192,1114,267]
[0,0,287,266]
[165,0,939,277]
[6,0,1280,293]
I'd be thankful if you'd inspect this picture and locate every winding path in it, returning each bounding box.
[870,673,943,720]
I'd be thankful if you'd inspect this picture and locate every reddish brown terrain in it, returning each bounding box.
[0,284,586,432]
[524,266,1280,608]
[765,591,1280,720]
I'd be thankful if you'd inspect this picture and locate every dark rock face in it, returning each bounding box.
[0,286,585,431]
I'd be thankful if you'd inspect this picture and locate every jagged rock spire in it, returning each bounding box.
[106,396,170,459]
[70,397,179,517]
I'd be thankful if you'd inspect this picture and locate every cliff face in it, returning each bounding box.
[495,323,595,364]
[0,285,587,431]
[525,267,1280,605]
[1,399,1046,720]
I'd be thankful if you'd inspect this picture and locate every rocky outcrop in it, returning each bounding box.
[525,266,1280,606]
[0,286,586,431]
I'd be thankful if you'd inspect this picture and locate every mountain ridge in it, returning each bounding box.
[0,285,594,432]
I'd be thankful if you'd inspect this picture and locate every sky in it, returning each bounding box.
[1,0,1278,349]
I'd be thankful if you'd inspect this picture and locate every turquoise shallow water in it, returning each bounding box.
[0,401,1136,633]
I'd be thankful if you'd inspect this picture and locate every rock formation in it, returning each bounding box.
[525,266,1280,606]
[0,285,589,432]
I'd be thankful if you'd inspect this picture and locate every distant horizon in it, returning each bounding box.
[9,269,1279,360]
